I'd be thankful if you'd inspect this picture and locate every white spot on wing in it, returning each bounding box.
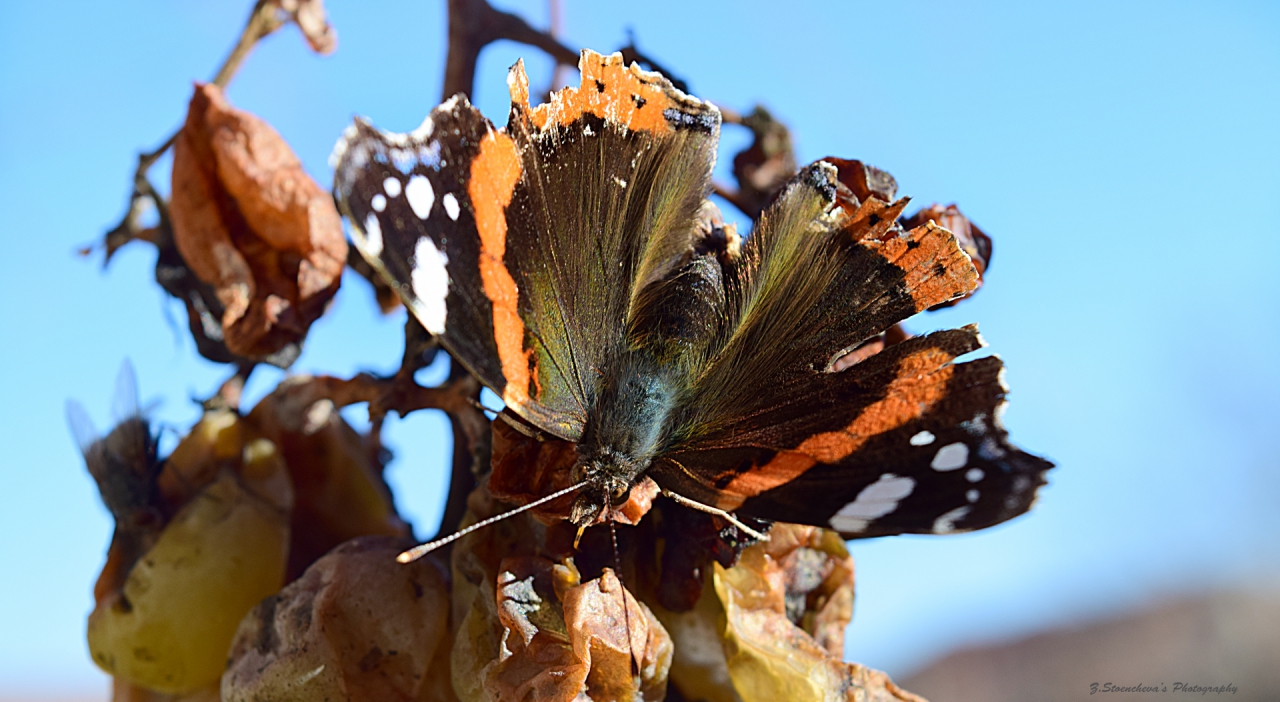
[933,506,971,534]
[406,175,435,219]
[409,116,434,140]
[966,489,980,503]
[371,193,386,212]
[329,123,359,169]
[931,442,969,471]
[612,175,628,188]
[910,430,935,446]
[442,192,460,221]
[410,237,449,333]
[584,124,595,136]
[361,213,383,256]
[829,474,915,533]
[965,468,984,483]
[383,177,402,198]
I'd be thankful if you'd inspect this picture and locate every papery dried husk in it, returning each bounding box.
[273,0,337,54]
[731,106,797,220]
[563,569,673,702]
[170,82,345,360]
[653,575,741,702]
[711,524,924,702]
[88,438,292,694]
[222,536,454,702]
[246,376,411,579]
[450,481,672,701]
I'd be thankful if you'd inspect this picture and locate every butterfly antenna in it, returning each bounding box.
[654,467,770,542]
[397,480,589,563]
[608,504,641,680]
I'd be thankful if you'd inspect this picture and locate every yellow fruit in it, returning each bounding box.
[88,459,290,694]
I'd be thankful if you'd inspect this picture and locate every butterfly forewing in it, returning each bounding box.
[334,52,721,441]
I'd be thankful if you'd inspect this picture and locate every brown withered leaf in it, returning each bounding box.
[170,83,346,361]
[824,156,899,204]
[901,204,992,308]
[482,557,672,702]
[730,106,797,219]
[712,524,924,702]
[223,536,455,702]
[563,568,673,701]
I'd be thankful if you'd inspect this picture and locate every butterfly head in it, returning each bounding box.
[569,446,646,529]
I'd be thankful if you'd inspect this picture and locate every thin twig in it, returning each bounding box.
[102,0,288,261]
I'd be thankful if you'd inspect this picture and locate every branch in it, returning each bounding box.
[443,0,579,100]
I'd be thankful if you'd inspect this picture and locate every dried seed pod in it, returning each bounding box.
[170,83,346,361]
[222,536,454,702]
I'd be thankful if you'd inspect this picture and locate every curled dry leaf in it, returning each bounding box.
[222,536,454,702]
[901,204,992,308]
[479,557,672,702]
[246,375,411,579]
[88,437,293,695]
[731,106,798,220]
[170,83,346,361]
[273,0,338,55]
[450,478,672,702]
[711,524,925,702]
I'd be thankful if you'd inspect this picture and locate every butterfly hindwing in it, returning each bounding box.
[649,161,1051,537]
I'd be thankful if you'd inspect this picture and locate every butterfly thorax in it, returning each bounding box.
[569,348,681,527]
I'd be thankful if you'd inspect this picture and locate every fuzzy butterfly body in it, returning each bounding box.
[332,50,1052,540]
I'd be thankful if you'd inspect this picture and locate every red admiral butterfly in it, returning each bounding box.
[332,50,1051,546]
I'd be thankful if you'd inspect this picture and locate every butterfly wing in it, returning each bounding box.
[653,161,1053,537]
[334,50,720,440]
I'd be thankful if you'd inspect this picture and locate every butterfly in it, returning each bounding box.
[331,49,1052,543]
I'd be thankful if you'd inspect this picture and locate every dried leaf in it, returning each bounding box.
[731,106,797,219]
[712,524,924,702]
[273,0,337,55]
[223,536,455,702]
[170,83,345,361]
[563,569,673,702]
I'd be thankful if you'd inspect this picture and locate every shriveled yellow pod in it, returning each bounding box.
[87,437,292,694]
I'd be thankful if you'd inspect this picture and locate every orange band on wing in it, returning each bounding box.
[866,220,979,312]
[721,347,957,497]
[469,130,532,408]
[511,50,682,134]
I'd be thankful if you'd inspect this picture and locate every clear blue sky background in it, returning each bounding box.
[1,1,1277,697]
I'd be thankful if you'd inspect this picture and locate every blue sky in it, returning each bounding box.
[1,0,1277,697]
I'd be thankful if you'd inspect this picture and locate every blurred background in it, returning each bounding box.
[1,1,1277,700]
